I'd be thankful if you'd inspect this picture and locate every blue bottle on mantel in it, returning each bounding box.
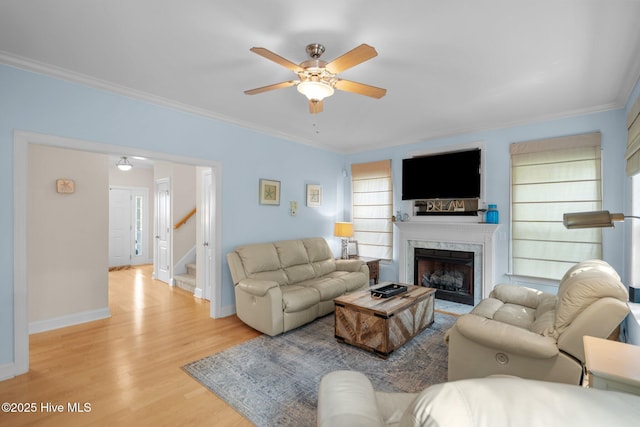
[486,204,499,224]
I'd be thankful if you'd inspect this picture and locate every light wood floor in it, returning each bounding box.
[0,265,260,426]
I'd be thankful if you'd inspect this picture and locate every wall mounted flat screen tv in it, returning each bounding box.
[402,149,481,200]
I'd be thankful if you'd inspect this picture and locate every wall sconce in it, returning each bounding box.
[334,222,354,259]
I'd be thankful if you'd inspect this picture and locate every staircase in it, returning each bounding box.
[174,263,196,293]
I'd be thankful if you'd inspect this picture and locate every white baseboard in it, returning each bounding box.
[218,304,236,318]
[194,287,203,299]
[29,307,111,334]
[0,362,17,381]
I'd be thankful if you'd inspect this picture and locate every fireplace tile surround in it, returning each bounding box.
[395,220,500,305]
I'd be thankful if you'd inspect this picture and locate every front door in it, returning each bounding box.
[110,187,149,267]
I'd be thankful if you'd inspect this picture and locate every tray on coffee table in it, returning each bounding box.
[371,283,407,298]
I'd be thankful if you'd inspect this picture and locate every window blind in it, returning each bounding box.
[626,95,640,176]
[351,160,393,260]
[510,132,602,280]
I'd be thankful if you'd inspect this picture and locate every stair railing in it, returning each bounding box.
[174,207,196,229]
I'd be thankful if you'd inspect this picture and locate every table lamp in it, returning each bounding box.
[334,222,354,259]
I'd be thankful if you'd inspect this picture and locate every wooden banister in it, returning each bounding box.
[174,208,196,229]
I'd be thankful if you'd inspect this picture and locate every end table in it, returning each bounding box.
[357,257,381,285]
[583,335,640,396]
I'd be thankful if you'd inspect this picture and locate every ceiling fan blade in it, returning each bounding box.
[244,80,297,95]
[308,99,323,114]
[334,79,387,99]
[249,47,304,73]
[325,44,378,74]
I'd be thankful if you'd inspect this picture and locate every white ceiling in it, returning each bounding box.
[2,1,640,153]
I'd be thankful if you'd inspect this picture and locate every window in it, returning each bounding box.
[632,175,640,288]
[351,160,393,260]
[511,132,602,280]
[627,95,640,287]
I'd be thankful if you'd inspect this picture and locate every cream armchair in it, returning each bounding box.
[446,259,629,385]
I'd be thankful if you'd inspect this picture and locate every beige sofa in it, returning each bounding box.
[446,259,629,384]
[226,237,369,336]
[317,370,640,427]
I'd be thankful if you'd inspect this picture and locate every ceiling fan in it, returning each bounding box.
[244,43,387,114]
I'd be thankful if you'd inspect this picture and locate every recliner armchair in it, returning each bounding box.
[446,259,629,384]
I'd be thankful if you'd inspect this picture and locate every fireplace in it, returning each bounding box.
[414,248,474,305]
[395,221,500,304]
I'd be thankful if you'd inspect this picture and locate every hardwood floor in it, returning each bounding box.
[0,265,260,426]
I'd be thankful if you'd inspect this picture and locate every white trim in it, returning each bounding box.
[0,51,313,151]
[29,308,111,335]
[13,132,29,377]
[218,304,236,318]
[407,140,485,158]
[12,130,224,376]
[173,246,196,276]
[0,52,630,156]
[395,221,500,300]
[0,363,16,381]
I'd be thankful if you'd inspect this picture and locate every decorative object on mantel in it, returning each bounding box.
[485,204,499,224]
[394,210,409,222]
[56,178,75,194]
[334,222,354,259]
[414,198,479,216]
[259,178,280,205]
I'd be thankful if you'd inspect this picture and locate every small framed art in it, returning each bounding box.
[259,179,280,205]
[306,184,322,207]
[347,240,359,258]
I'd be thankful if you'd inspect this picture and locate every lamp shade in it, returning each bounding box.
[563,210,625,229]
[116,156,133,171]
[334,222,354,238]
[297,81,334,101]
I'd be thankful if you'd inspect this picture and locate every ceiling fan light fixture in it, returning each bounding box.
[297,80,334,101]
[116,156,133,171]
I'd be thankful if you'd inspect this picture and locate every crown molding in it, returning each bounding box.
[0,50,334,151]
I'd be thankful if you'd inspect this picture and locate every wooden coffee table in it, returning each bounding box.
[334,283,436,358]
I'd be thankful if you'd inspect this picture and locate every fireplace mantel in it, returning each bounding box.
[395,221,500,301]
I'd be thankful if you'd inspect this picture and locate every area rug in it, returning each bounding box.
[183,312,455,427]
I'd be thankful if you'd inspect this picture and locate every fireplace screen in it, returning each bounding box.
[414,248,474,305]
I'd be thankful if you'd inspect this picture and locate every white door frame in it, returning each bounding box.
[154,178,172,284]
[11,130,223,379]
[196,167,215,301]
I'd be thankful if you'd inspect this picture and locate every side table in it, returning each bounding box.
[583,335,640,396]
[357,257,380,285]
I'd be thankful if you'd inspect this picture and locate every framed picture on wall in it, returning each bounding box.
[306,184,322,207]
[259,179,280,205]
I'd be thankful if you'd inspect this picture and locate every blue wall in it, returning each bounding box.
[0,63,636,368]
[0,65,345,366]
[346,109,629,288]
